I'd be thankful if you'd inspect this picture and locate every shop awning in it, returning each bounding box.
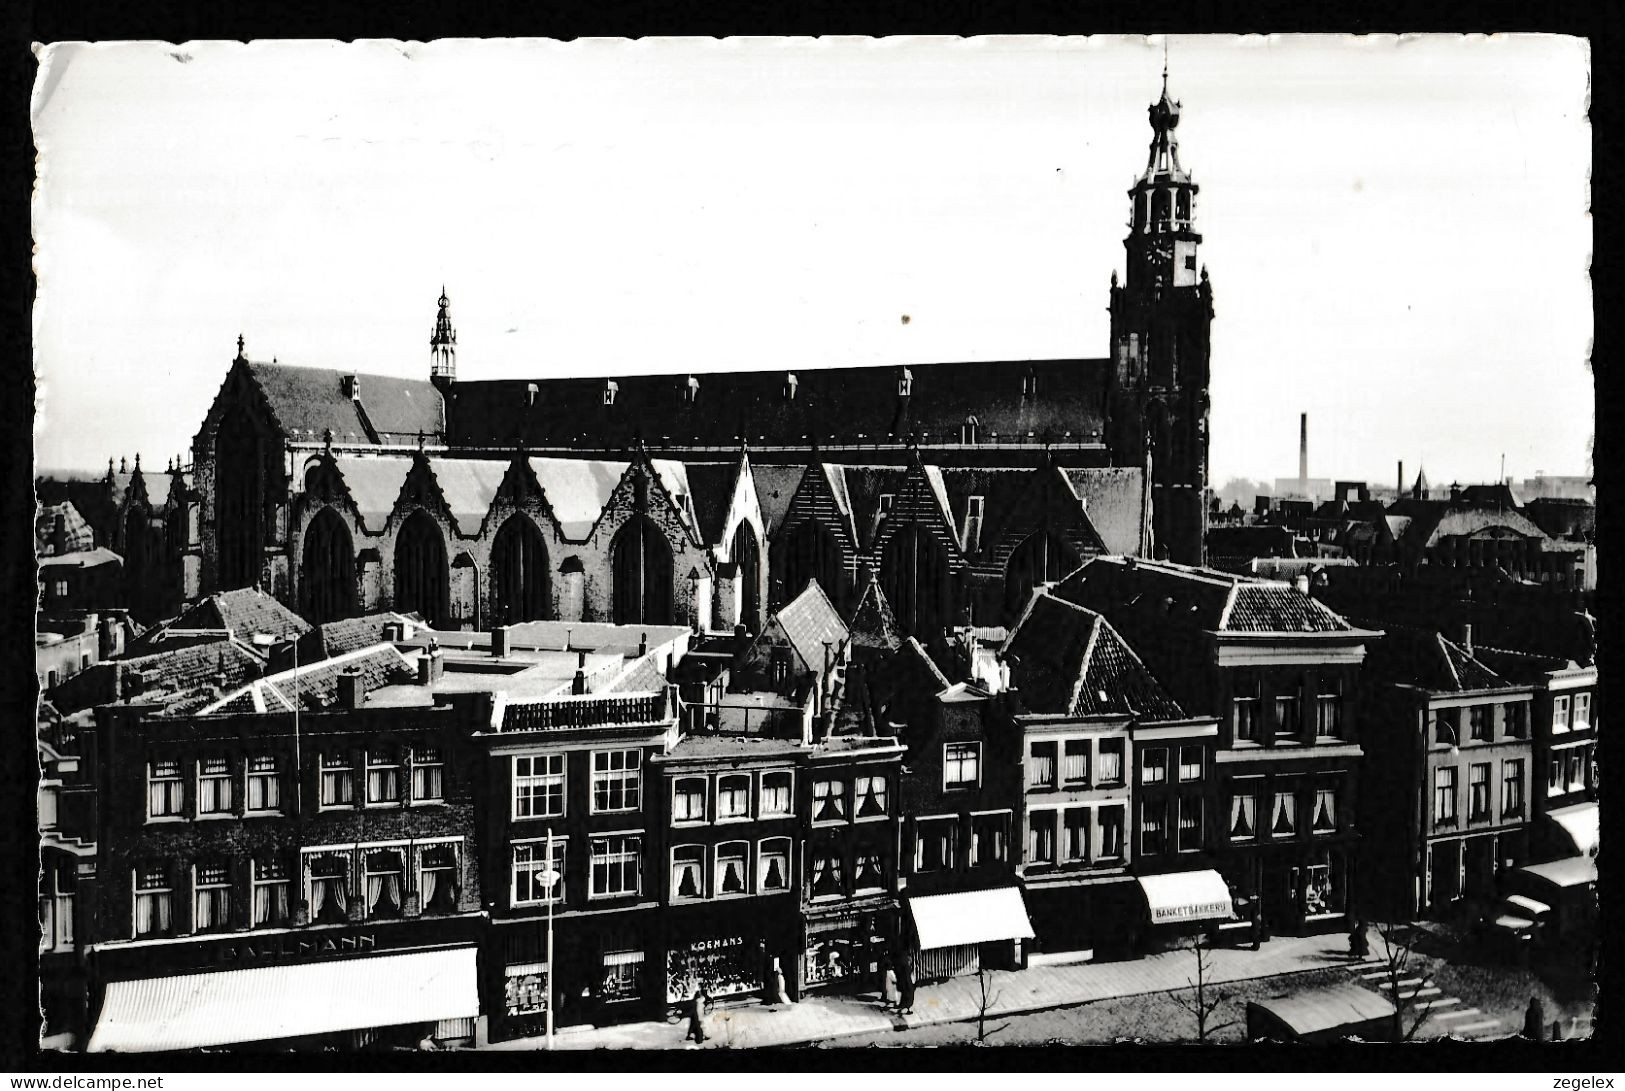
[1137,869,1236,925]
[909,887,1035,952]
[1546,802,1599,859]
[1518,856,1598,890]
[88,947,478,1053]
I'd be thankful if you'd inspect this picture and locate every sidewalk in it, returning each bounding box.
[485,930,1357,1051]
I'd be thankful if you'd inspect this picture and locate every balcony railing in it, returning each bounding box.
[501,689,672,733]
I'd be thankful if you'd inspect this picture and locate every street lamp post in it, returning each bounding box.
[541,828,560,1052]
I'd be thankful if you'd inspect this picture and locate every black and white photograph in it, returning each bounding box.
[28,33,1596,1059]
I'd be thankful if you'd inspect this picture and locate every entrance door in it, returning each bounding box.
[1428,841,1462,914]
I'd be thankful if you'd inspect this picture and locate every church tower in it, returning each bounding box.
[430,286,457,393]
[1106,64,1214,566]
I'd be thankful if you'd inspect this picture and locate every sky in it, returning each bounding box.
[32,35,1591,488]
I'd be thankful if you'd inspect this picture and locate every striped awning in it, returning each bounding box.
[88,947,478,1053]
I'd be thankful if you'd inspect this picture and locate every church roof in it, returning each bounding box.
[246,360,446,445]
[681,461,742,545]
[1060,467,1148,556]
[751,465,807,535]
[846,575,904,654]
[444,358,1111,451]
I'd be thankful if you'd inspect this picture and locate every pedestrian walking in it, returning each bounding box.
[1523,995,1546,1041]
[881,960,899,1009]
[770,957,790,1006]
[686,988,710,1045]
[896,961,916,1016]
[1348,919,1369,959]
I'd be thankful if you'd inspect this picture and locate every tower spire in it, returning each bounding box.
[430,287,457,388]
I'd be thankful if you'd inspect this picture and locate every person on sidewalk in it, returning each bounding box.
[1523,996,1546,1041]
[896,962,916,1016]
[686,988,711,1045]
[1348,919,1369,959]
[881,960,899,1010]
[768,958,790,1006]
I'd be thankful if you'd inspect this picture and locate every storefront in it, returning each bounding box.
[1134,868,1235,952]
[492,911,659,1040]
[1022,876,1139,962]
[906,887,1034,982]
[88,943,479,1052]
[801,899,897,994]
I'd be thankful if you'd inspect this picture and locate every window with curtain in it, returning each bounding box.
[41,861,74,951]
[855,776,888,818]
[1063,808,1089,862]
[1139,801,1166,855]
[1062,740,1090,785]
[307,853,351,924]
[252,857,291,927]
[246,755,281,813]
[419,844,459,914]
[1232,675,1261,742]
[512,840,565,906]
[1505,702,1529,739]
[809,852,844,898]
[1178,797,1203,851]
[1547,754,1562,792]
[813,779,847,823]
[320,752,357,808]
[591,835,642,898]
[943,743,981,789]
[1097,806,1125,859]
[364,850,405,919]
[591,749,641,813]
[1096,739,1124,785]
[601,945,645,1003]
[1271,789,1297,836]
[1564,749,1586,792]
[855,849,885,890]
[1028,811,1057,864]
[1274,691,1300,739]
[716,842,750,895]
[366,747,403,805]
[671,845,705,900]
[1230,792,1257,839]
[1502,759,1525,817]
[1469,763,1491,820]
[1178,746,1203,781]
[1574,693,1592,731]
[760,771,793,816]
[506,963,549,1017]
[1552,696,1571,733]
[1312,786,1337,832]
[717,775,751,820]
[1315,677,1342,738]
[672,777,707,823]
[147,759,184,819]
[1468,706,1492,742]
[1140,747,1168,785]
[411,747,446,803]
[1433,767,1458,825]
[197,757,233,815]
[969,814,1007,867]
[758,838,791,891]
[513,754,566,819]
[1028,741,1058,789]
[194,861,232,933]
[133,863,172,938]
[915,819,958,872]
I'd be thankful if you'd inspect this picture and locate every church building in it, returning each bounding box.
[182,78,1214,637]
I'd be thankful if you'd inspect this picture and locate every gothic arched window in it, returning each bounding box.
[393,510,449,626]
[214,404,265,591]
[778,519,842,609]
[882,524,951,639]
[301,507,356,623]
[491,514,550,625]
[610,516,673,625]
[732,521,763,634]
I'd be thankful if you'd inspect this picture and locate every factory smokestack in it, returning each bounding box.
[1398,460,1405,497]
[1299,413,1309,490]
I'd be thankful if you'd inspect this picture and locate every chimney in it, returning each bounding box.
[640,631,651,658]
[1461,623,1473,656]
[1293,574,1310,595]
[341,374,360,400]
[572,651,587,695]
[51,512,66,555]
[1397,461,1404,497]
[417,647,444,686]
[492,625,510,658]
[1450,482,1463,503]
[337,667,363,711]
[1298,413,1309,488]
[382,621,404,642]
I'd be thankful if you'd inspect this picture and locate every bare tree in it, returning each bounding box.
[1166,934,1236,1042]
[1372,920,1438,1042]
[973,961,1009,1045]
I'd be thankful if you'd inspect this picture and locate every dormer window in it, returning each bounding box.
[684,376,700,404]
[784,373,799,401]
[525,382,539,407]
[967,496,985,522]
[878,494,895,515]
[1022,371,1037,397]
[897,369,913,397]
[603,381,619,407]
[961,416,979,445]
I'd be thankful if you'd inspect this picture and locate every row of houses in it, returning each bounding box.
[39,556,1598,1051]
